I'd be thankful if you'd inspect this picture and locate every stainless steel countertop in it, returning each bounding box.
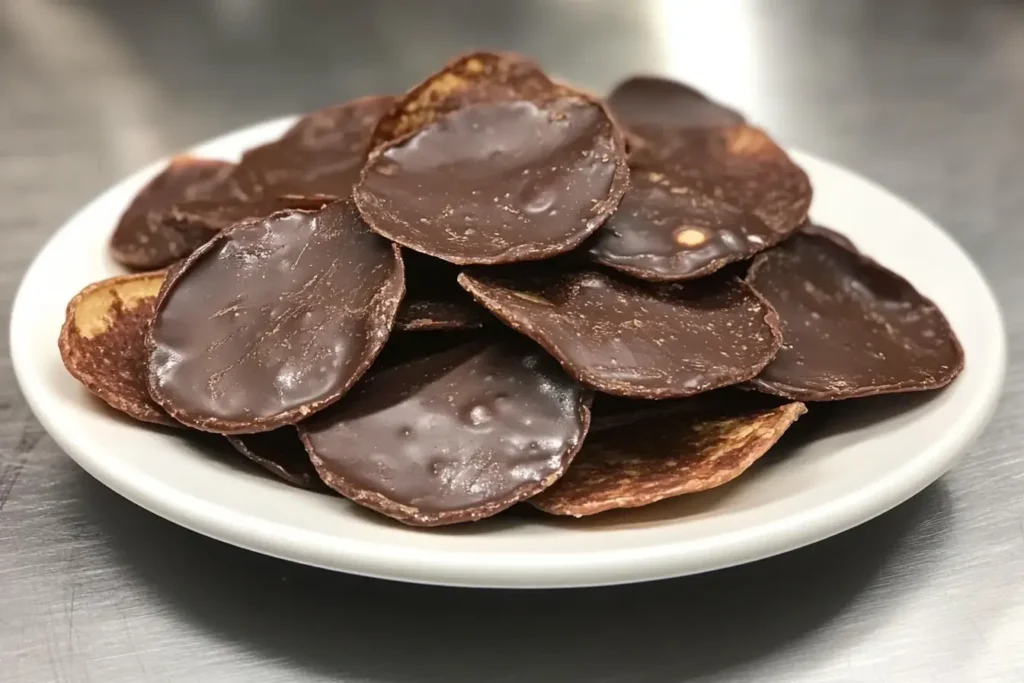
[2,1,1022,681]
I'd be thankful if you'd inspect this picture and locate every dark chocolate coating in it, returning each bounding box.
[232,96,394,199]
[629,124,812,239]
[110,156,239,269]
[370,51,556,147]
[458,268,782,399]
[299,340,591,526]
[147,200,405,433]
[607,75,745,129]
[587,166,777,281]
[746,228,964,400]
[225,428,324,490]
[356,97,628,265]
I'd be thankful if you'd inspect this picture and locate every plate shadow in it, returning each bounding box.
[72,468,953,682]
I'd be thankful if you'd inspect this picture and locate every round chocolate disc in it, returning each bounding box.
[587,166,777,281]
[629,124,812,239]
[356,96,629,265]
[459,268,782,399]
[110,156,239,269]
[746,227,965,400]
[298,340,591,527]
[607,75,745,130]
[225,428,324,490]
[232,96,394,198]
[147,199,405,433]
[357,51,627,266]
[58,271,177,427]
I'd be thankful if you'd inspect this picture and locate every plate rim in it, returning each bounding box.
[10,115,1007,589]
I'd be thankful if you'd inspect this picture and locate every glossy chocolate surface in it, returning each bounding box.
[459,268,782,398]
[587,166,777,280]
[629,124,811,238]
[357,97,628,265]
[747,228,964,400]
[299,340,590,526]
[147,200,404,432]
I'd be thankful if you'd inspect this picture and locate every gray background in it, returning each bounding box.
[2,1,1023,681]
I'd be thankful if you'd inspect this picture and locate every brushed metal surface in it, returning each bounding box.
[2,1,1022,681]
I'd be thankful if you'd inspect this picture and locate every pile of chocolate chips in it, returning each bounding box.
[59,52,965,526]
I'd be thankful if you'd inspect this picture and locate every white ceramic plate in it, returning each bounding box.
[11,117,1006,589]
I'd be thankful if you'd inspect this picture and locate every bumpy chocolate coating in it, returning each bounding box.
[629,124,812,239]
[110,156,239,269]
[458,268,782,399]
[58,271,177,427]
[147,200,405,433]
[746,227,964,400]
[587,166,777,281]
[356,97,629,265]
[607,75,745,130]
[232,96,394,199]
[299,340,591,526]
[225,428,324,490]
[531,396,806,517]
